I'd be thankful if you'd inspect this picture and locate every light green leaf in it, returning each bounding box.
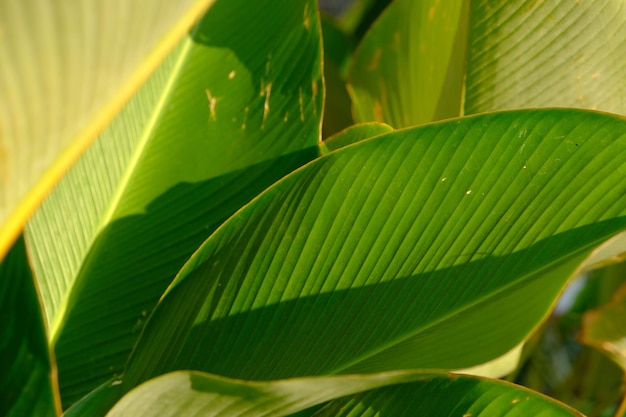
[314,374,583,417]
[465,0,626,115]
[106,370,435,417]
[582,231,626,271]
[320,122,393,154]
[453,342,524,379]
[123,109,626,391]
[348,0,469,127]
[0,236,59,416]
[24,0,323,406]
[349,1,626,129]
[0,0,215,258]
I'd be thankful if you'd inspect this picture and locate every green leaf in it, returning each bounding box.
[0,0,215,258]
[348,1,626,130]
[123,109,626,391]
[320,122,393,154]
[63,379,125,417]
[465,0,626,115]
[0,236,59,416]
[348,0,469,127]
[105,370,435,417]
[24,0,323,406]
[314,374,583,417]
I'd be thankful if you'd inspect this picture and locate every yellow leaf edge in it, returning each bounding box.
[0,0,216,261]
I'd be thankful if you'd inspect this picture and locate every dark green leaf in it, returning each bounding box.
[315,374,583,417]
[0,236,59,416]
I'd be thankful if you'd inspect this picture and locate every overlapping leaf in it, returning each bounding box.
[348,0,469,127]
[0,0,216,258]
[349,1,626,129]
[103,371,580,417]
[315,374,582,416]
[24,0,323,406]
[0,237,59,416]
[320,122,393,154]
[121,109,626,392]
[106,370,432,417]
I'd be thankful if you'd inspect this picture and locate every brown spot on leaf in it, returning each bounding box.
[367,49,382,70]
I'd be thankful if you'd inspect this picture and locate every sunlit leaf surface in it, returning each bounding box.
[24,0,323,406]
[0,0,216,258]
[465,0,626,115]
[122,109,626,391]
[106,370,432,417]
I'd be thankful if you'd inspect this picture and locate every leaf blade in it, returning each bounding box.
[0,237,59,416]
[314,374,583,417]
[348,0,469,127]
[465,0,626,115]
[0,0,216,258]
[25,0,323,405]
[122,109,626,391]
[106,370,434,417]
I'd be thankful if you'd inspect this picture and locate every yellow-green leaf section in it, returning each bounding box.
[0,0,216,259]
[24,0,323,406]
[348,0,469,127]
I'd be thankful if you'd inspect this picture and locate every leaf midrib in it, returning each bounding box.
[49,38,195,344]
